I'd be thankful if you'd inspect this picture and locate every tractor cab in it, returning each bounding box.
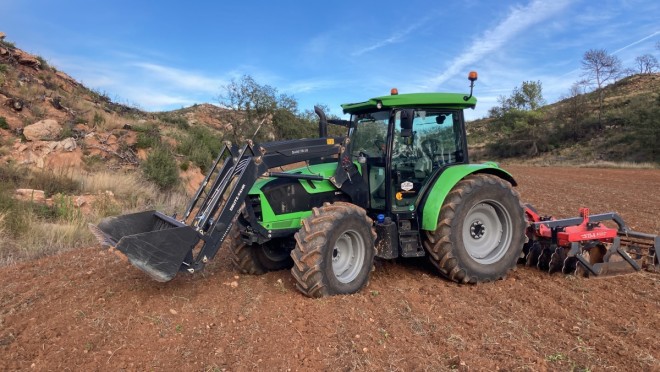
[341,89,476,257]
[342,89,476,203]
[347,105,469,211]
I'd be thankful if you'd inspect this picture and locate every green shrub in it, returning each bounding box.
[136,132,160,149]
[187,147,213,172]
[159,114,190,130]
[0,64,8,74]
[134,123,161,149]
[59,125,74,140]
[179,160,190,171]
[0,162,27,185]
[176,126,223,172]
[31,105,45,120]
[0,116,8,129]
[92,112,105,127]
[142,146,180,189]
[52,194,82,222]
[0,40,16,48]
[35,56,49,70]
[0,189,33,238]
[82,154,104,171]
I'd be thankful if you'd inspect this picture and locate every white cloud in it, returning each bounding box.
[121,87,196,110]
[132,62,227,93]
[612,30,660,54]
[352,16,433,56]
[282,79,342,94]
[425,0,574,89]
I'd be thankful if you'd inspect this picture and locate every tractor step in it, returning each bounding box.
[399,233,425,257]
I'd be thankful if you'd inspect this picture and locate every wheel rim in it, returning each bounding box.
[462,200,512,265]
[332,229,366,283]
[261,244,289,262]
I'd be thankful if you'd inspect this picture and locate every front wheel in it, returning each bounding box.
[424,174,526,283]
[291,202,376,297]
[229,225,293,275]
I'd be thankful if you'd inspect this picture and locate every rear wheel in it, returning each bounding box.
[424,174,526,283]
[291,202,376,297]
[229,225,293,275]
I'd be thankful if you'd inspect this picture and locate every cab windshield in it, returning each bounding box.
[349,111,389,157]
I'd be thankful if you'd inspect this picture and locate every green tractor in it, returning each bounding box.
[91,72,527,297]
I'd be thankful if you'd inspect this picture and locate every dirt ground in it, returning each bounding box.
[1,166,658,371]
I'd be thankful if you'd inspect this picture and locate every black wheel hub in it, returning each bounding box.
[470,220,486,239]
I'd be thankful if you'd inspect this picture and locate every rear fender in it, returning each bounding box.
[420,162,517,231]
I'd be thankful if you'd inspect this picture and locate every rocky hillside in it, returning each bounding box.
[0,34,242,264]
[0,33,235,187]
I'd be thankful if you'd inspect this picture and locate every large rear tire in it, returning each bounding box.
[291,202,376,297]
[424,174,526,283]
[229,225,293,275]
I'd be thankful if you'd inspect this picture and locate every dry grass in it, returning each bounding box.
[573,161,658,169]
[76,171,155,198]
[502,159,659,169]
[95,111,127,131]
[0,199,94,265]
[0,165,191,266]
[73,170,189,214]
[0,213,6,245]
[20,221,96,256]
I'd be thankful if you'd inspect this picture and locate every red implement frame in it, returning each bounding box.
[523,206,658,276]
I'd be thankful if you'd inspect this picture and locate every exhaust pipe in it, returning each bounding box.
[314,105,328,138]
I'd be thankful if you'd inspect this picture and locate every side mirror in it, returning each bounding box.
[400,109,414,137]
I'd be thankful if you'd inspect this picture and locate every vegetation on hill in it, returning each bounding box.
[468,67,660,163]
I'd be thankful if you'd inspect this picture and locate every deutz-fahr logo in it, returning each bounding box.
[291,148,309,155]
[401,181,414,191]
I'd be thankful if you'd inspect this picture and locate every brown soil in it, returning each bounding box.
[1,166,658,371]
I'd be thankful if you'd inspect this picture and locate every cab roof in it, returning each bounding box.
[341,92,477,115]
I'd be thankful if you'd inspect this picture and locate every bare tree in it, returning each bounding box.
[621,67,637,78]
[635,54,659,74]
[581,49,622,125]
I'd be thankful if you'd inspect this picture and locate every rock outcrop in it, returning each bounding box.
[15,189,46,203]
[23,119,62,141]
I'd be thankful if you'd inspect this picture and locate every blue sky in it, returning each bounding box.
[3,0,659,119]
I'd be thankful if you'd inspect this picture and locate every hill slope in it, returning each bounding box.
[468,74,660,164]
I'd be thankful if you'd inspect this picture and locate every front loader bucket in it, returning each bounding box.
[91,210,200,282]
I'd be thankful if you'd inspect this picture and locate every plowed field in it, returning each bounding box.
[1,166,659,371]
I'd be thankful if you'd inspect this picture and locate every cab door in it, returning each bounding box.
[389,109,466,213]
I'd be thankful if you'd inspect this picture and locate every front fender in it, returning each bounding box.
[420,162,517,231]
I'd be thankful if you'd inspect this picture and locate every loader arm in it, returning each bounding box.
[93,137,348,282]
[190,138,345,270]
